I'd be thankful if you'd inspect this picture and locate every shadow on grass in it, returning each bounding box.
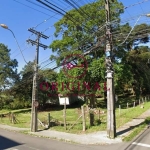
[0,135,22,149]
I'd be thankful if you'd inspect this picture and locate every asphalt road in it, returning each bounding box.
[124,128,150,150]
[0,128,150,150]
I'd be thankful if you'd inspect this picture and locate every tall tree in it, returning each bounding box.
[0,43,18,90]
[49,0,124,107]
[50,0,124,62]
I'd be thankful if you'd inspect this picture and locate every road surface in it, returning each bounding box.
[0,128,150,150]
[124,128,150,150]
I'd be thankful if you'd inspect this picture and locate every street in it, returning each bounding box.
[0,128,150,150]
[124,128,150,150]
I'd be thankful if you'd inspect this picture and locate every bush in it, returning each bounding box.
[145,117,150,124]
[9,98,31,110]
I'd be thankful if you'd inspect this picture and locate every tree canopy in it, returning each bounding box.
[49,0,150,105]
[0,43,18,90]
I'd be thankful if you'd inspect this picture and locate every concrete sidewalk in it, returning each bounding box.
[117,109,150,138]
[30,130,122,144]
[0,109,150,145]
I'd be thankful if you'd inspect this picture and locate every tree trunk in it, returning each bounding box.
[90,95,95,108]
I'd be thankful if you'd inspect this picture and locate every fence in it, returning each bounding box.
[41,95,150,132]
[38,105,106,132]
[0,112,19,124]
[116,95,150,128]
[0,96,149,132]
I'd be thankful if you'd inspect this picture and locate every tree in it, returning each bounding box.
[49,0,124,107]
[38,69,58,108]
[8,61,34,109]
[0,43,18,90]
[49,0,150,107]
[50,0,124,61]
[114,23,150,98]
[10,61,58,109]
[126,46,150,98]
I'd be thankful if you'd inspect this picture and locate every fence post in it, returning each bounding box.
[119,105,121,116]
[11,113,14,124]
[139,99,141,105]
[86,105,89,114]
[145,97,147,103]
[63,98,66,130]
[81,106,86,131]
[98,109,100,121]
[133,101,135,108]
[127,103,128,109]
[48,113,50,128]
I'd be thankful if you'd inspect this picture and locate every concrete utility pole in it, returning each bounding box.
[105,0,116,138]
[27,28,48,132]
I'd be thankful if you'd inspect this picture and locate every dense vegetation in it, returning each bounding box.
[0,0,150,110]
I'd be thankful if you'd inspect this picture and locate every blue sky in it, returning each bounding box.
[0,0,150,72]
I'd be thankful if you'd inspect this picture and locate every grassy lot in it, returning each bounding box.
[0,97,150,134]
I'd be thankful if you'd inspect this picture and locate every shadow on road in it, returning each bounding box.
[0,135,22,149]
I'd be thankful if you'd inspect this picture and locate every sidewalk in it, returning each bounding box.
[0,109,150,145]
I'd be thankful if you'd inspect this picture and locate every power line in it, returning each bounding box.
[40,60,56,69]
[13,0,54,16]
[40,15,150,69]
[124,0,150,9]
[37,11,150,67]
[36,0,97,33]
[117,16,142,46]
[9,0,150,73]
[63,0,91,19]
[29,0,83,29]
[137,0,149,23]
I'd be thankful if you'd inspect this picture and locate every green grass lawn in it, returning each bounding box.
[0,99,150,134]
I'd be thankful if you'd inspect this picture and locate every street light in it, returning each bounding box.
[0,24,8,29]
[0,23,27,63]
[145,13,150,17]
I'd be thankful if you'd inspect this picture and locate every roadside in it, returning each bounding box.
[0,109,150,145]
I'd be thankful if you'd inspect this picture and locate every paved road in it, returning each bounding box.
[0,128,126,150]
[1,128,150,150]
[125,128,150,150]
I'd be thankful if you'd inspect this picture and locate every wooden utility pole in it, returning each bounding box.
[105,0,116,138]
[27,28,48,132]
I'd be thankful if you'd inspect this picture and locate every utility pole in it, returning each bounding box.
[27,28,48,132]
[105,0,116,138]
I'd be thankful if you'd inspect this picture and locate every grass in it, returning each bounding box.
[123,117,150,141]
[116,102,150,128]
[0,97,150,134]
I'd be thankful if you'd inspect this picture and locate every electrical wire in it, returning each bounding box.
[63,0,91,19]
[39,14,150,69]
[5,0,150,95]
[124,0,150,9]
[9,0,150,72]
[13,0,55,16]
[137,0,149,23]
[26,0,59,14]
[37,0,96,33]
[38,11,150,68]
